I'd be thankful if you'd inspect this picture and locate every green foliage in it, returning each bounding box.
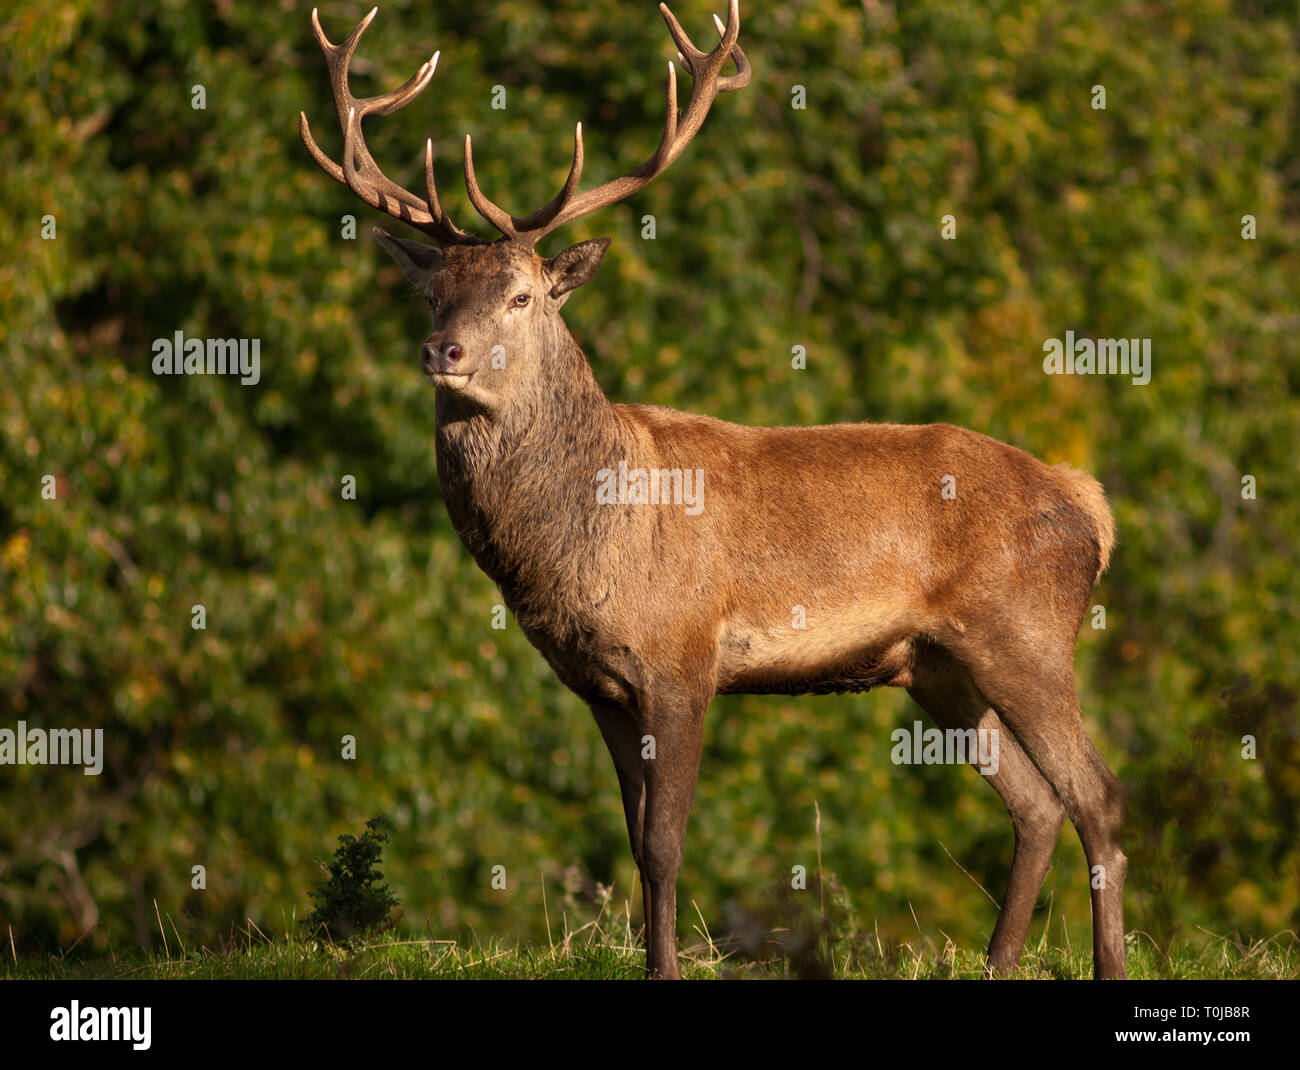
[305,817,399,942]
[1,0,1297,968]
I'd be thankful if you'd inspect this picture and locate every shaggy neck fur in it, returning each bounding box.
[433,316,632,638]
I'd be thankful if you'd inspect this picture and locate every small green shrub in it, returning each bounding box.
[305,817,400,943]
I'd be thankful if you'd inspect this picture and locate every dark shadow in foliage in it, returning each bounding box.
[304,817,401,945]
[718,874,927,979]
[719,879,840,979]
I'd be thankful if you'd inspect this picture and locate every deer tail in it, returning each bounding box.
[1051,463,1116,584]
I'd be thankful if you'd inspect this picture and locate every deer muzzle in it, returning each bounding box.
[421,340,475,391]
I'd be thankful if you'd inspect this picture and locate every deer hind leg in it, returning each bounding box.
[906,644,1065,975]
[955,642,1128,980]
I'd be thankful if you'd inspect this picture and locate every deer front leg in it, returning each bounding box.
[589,702,652,964]
[637,691,707,980]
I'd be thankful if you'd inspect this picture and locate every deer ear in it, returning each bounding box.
[373,227,445,288]
[545,237,611,302]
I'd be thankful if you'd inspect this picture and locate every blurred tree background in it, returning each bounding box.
[2,0,1298,962]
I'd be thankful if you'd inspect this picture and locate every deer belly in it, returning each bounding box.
[715,610,920,696]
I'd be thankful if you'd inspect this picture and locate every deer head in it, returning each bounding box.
[300,2,750,413]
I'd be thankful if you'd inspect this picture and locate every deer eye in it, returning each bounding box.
[511,293,531,308]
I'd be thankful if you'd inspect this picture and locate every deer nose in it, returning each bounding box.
[421,341,465,374]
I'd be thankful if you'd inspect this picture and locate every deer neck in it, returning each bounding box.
[432,327,630,618]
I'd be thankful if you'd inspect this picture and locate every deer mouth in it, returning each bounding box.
[432,372,473,391]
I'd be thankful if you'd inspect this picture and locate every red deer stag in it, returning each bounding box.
[301,1,1127,979]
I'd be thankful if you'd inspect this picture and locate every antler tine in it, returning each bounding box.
[513,124,587,233]
[507,0,750,247]
[424,138,469,242]
[463,134,520,240]
[300,7,478,245]
[711,11,752,92]
[659,1,722,69]
[640,61,680,178]
[461,120,590,240]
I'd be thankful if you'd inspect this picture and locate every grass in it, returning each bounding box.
[4,894,1297,980]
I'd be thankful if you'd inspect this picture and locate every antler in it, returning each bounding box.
[479,0,751,246]
[299,6,478,245]
[300,3,750,248]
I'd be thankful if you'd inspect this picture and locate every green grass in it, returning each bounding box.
[4,899,1297,979]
